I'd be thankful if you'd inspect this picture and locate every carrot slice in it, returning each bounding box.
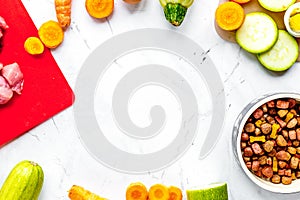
[215,2,245,31]
[148,184,169,200]
[85,0,114,19]
[168,186,182,200]
[38,20,64,48]
[24,37,44,55]
[230,0,251,4]
[68,185,107,200]
[126,182,148,200]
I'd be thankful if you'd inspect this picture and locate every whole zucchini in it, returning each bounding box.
[0,160,44,200]
[159,0,194,26]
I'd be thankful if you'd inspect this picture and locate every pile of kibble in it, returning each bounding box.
[241,98,300,185]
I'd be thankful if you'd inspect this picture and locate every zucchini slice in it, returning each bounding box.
[258,0,296,12]
[236,12,278,54]
[257,30,299,72]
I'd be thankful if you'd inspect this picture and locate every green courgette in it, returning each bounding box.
[0,160,44,200]
[159,0,194,26]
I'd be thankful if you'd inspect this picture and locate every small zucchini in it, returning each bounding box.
[0,160,44,200]
[159,0,194,26]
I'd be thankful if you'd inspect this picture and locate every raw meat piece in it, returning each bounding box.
[1,62,24,94]
[0,76,13,104]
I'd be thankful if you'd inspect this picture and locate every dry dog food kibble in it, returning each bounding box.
[241,98,300,185]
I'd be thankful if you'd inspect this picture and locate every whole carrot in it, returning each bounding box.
[55,0,72,29]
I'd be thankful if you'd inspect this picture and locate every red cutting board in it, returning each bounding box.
[0,0,74,146]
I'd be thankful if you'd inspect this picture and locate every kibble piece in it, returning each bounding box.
[263,140,274,152]
[289,130,297,140]
[253,108,264,119]
[266,116,276,124]
[262,104,268,113]
[275,116,287,127]
[278,109,288,118]
[262,166,273,178]
[290,157,299,169]
[268,149,277,157]
[246,162,252,169]
[271,174,281,184]
[276,151,291,161]
[266,157,272,165]
[245,123,255,133]
[258,156,267,165]
[287,147,297,155]
[276,135,287,147]
[276,100,290,109]
[243,157,251,162]
[261,123,272,134]
[241,142,247,149]
[292,140,300,147]
[278,161,287,169]
[244,147,253,157]
[267,100,275,108]
[252,160,260,171]
[252,143,263,155]
[270,123,280,139]
[288,98,297,108]
[282,130,289,139]
[282,176,292,185]
[285,169,292,177]
[285,112,295,123]
[241,133,249,141]
[287,118,297,129]
[250,136,266,143]
[278,169,286,176]
[254,128,261,136]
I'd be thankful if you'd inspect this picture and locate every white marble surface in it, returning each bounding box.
[1,0,300,199]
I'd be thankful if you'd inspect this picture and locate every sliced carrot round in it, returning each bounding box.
[215,2,245,31]
[38,20,64,49]
[168,186,182,200]
[230,0,251,4]
[148,184,169,200]
[126,182,148,200]
[24,37,44,55]
[85,0,114,19]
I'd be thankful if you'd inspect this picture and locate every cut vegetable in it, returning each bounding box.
[148,184,169,200]
[258,0,296,12]
[126,182,148,200]
[257,30,299,72]
[168,186,182,200]
[0,160,44,200]
[55,0,72,29]
[68,185,107,200]
[24,37,44,55]
[186,183,228,200]
[215,2,245,31]
[230,0,251,4]
[85,0,114,19]
[236,12,278,54]
[38,20,64,48]
[159,0,194,26]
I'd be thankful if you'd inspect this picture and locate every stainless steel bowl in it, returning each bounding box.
[232,92,300,193]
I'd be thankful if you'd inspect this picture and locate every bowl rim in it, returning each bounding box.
[284,2,300,38]
[234,92,300,194]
